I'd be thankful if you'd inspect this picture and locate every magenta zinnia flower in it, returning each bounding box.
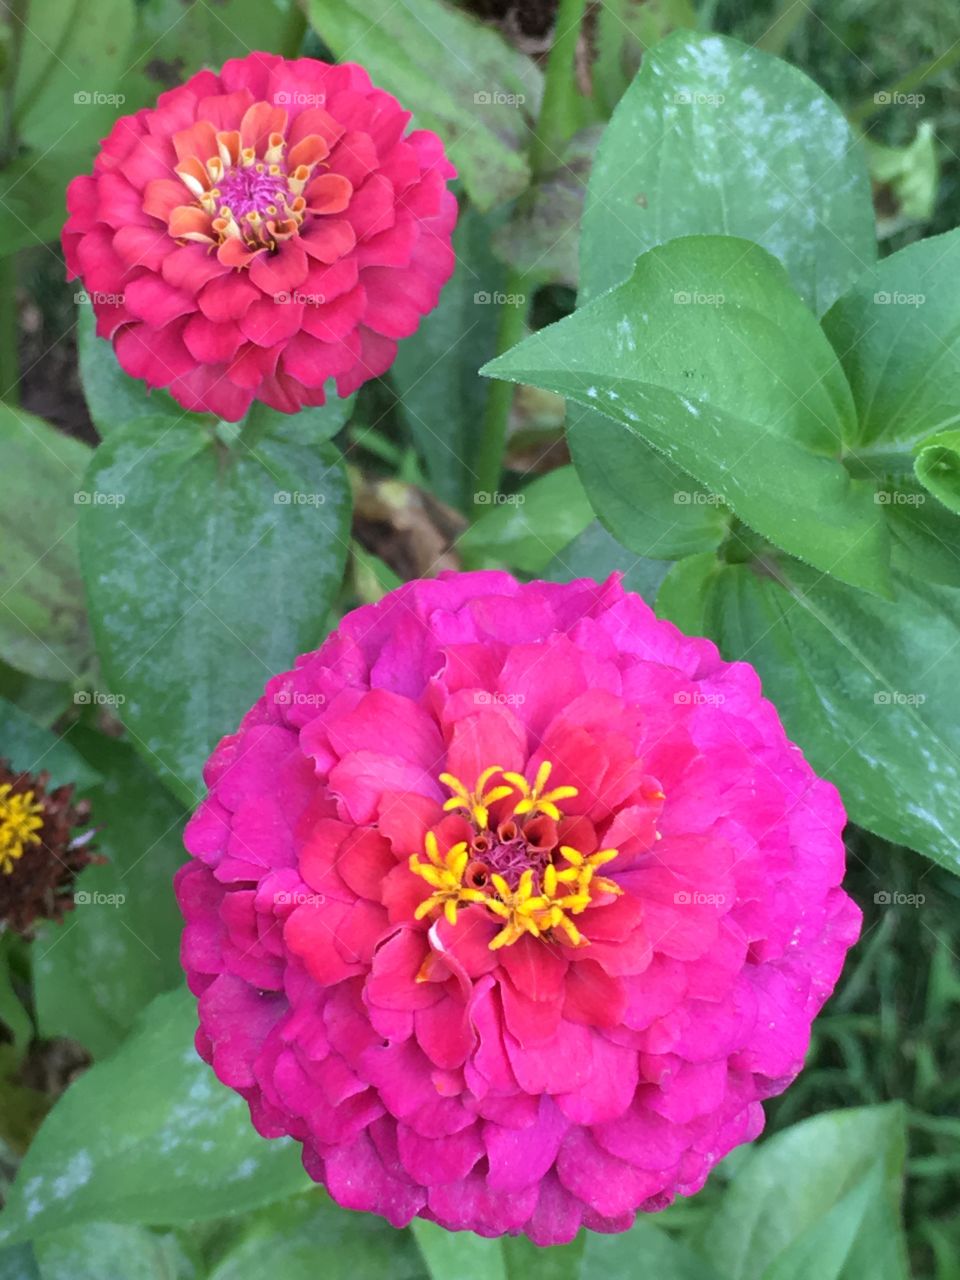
[177,572,860,1242]
[63,54,456,420]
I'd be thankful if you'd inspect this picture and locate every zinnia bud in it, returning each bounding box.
[63,54,457,421]
[177,572,860,1242]
[0,761,97,935]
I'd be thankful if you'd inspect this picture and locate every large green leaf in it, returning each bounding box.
[79,421,351,804]
[582,1220,726,1280]
[580,29,875,312]
[392,206,507,509]
[567,403,730,561]
[34,1224,196,1280]
[657,555,960,871]
[411,1221,505,1280]
[307,0,541,211]
[697,1104,909,1280]
[13,0,136,154]
[484,236,891,597]
[822,229,960,454]
[210,1196,426,1280]
[0,409,93,682]
[33,733,186,1059]
[458,467,593,574]
[0,989,310,1244]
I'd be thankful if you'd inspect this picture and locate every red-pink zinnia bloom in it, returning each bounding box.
[177,572,860,1242]
[63,54,456,420]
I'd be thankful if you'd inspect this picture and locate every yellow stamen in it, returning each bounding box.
[501,760,579,821]
[0,784,44,875]
[439,765,513,830]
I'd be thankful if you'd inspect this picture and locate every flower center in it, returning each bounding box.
[162,101,351,267]
[409,762,622,950]
[0,784,44,875]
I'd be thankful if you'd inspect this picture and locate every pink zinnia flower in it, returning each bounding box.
[63,54,456,420]
[177,572,860,1242]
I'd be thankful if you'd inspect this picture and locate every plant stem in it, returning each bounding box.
[755,0,808,57]
[474,0,588,499]
[0,254,19,405]
[849,42,960,125]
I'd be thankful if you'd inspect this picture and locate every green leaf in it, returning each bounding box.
[34,1224,196,1280]
[411,1220,505,1280]
[583,1219,726,1280]
[458,467,593,574]
[502,1236,584,1280]
[822,228,960,455]
[78,421,351,803]
[698,1104,908,1280]
[0,699,101,792]
[0,946,31,1056]
[0,407,93,682]
[33,733,186,1059]
[914,429,960,515]
[207,1196,425,1280]
[580,30,875,312]
[567,404,730,561]
[661,554,960,871]
[544,520,671,604]
[13,0,136,154]
[484,236,891,598]
[0,1245,39,1280]
[392,206,507,509]
[306,0,541,211]
[0,988,310,1245]
[881,478,960,590]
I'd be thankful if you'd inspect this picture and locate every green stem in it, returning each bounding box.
[754,0,808,57]
[849,42,960,125]
[474,0,588,499]
[0,254,19,405]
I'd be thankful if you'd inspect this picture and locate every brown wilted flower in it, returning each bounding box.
[0,761,98,936]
